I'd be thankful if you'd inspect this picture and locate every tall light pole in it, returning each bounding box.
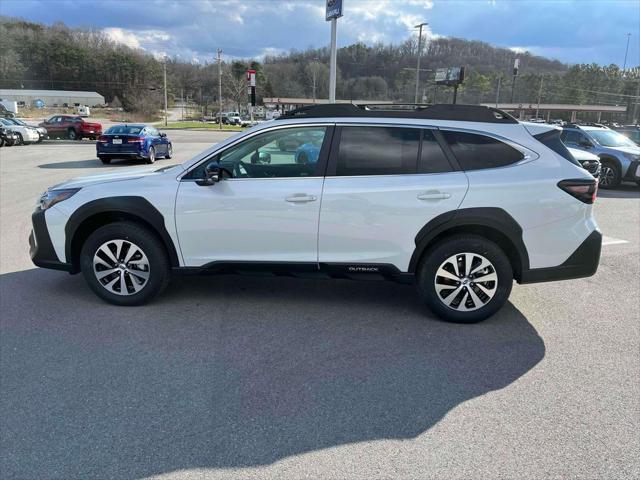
[163,57,168,126]
[414,22,428,104]
[622,32,631,73]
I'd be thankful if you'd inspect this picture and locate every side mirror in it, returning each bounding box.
[579,140,592,149]
[251,151,271,164]
[196,161,231,186]
[160,132,167,138]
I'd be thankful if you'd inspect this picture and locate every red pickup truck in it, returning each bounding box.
[39,115,102,140]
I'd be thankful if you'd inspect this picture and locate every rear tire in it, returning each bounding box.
[146,146,156,164]
[80,222,170,306]
[67,128,77,141]
[416,235,513,323]
[98,155,111,164]
[599,160,621,189]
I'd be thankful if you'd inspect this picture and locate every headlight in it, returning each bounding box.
[38,188,80,210]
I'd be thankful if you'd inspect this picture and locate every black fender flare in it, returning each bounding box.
[408,207,530,276]
[597,154,622,173]
[65,196,180,269]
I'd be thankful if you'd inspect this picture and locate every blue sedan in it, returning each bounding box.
[96,124,172,165]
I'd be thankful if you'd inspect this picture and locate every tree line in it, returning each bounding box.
[1,16,637,120]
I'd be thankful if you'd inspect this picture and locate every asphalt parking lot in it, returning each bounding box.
[1,132,638,479]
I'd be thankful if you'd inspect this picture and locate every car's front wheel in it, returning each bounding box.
[599,160,621,189]
[165,144,172,159]
[416,235,513,323]
[80,222,170,306]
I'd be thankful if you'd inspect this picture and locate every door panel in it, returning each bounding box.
[318,173,468,271]
[175,178,324,266]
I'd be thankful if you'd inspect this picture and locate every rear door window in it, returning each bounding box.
[419,130,453,174]
[336,126,420,176]
[441,131,524,170]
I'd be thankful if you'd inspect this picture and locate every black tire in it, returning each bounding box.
[80,222,170,306]
[67,128,77,141]
[599,160,621,189]
[416,234,513,323]
[146,146,156,164]
[98,155,111,164]
[164,143,172,159]
[17,133,24,145]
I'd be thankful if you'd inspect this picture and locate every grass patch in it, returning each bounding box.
[154,121,245,131]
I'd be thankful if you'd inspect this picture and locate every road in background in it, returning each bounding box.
[0,133,638,479]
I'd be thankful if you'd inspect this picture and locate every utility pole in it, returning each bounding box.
[311,58,319,102]
[510,58,520,103]
[217,48,222,130]
[163,58,168,127]
[414,22,428,104]
[633,81,640,124]
[536,76,544,119]
[622,33,631,73]
[181,88,184,120]
[495,76,502,107]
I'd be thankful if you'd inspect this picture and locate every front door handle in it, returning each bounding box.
[285,194,317,203]
[417,191,451,201]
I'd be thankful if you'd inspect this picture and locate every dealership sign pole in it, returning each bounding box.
[247,69,256,124]
[326,0,343,103]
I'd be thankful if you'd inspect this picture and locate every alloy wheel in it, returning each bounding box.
[434,252,498,311]
[599,165,614,187]
[93,239,150,296]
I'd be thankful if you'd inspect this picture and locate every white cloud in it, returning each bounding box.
[103,27,141,49]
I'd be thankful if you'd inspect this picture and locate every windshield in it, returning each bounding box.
[588,130,637,148]
[106,125,144,135]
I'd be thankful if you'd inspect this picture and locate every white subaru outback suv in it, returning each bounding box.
[30,104,602,323]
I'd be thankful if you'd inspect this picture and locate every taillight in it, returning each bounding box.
[98,135,107,143]
[128,137,144,143]
[558,179,598,204]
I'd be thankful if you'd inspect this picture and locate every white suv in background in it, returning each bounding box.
[30,104,602,323]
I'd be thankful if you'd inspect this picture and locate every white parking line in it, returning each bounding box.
[602,236,629,246]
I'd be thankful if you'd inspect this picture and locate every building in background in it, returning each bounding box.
[0,89,105,108]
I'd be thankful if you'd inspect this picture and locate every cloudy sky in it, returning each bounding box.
[2,0,639,66]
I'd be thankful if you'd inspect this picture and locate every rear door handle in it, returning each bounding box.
[285,194,317,203]
[417,192,451,201]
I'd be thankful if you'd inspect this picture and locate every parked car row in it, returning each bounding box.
[0,117,44,146]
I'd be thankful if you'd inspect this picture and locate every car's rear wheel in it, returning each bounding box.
[416,235,513,323]
[67,128,77,141]
[98,155,111,164]
[146,146,156,164]
[599,160,621,189]
[80,222,170,306]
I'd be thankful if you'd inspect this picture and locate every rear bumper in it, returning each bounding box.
[519,229,602,284]
[30,209,74,272]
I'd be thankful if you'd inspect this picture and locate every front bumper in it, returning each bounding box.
[30,208,73,272]
[519,229,602,284]
[626,160,640,181]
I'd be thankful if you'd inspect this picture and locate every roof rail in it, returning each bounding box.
[276,103,518,124]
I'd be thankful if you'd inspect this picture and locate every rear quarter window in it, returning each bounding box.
[441,130,524,170]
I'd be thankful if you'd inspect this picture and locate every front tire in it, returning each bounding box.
[80,222,170,306]
[599,160,621,189]
[164,144,172,159]
[416,235,513,323]
[17,133,24,145]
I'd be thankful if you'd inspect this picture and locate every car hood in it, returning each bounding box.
[51,165,183,190]
[600,145,640,156]
[567,147,599,161]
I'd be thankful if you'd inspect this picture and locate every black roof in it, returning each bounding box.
[276,103,518,124]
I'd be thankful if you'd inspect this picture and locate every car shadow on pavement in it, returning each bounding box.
[38,158,149,169]
[0,269,545,479]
